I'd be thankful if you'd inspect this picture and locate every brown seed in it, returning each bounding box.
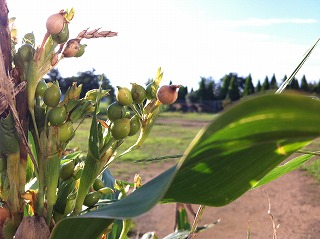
[156,85,181,105]
[63,39,80,57]
[46,13,65,35]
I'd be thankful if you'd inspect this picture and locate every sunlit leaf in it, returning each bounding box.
[162,94,320,206]
[51,94,320,239]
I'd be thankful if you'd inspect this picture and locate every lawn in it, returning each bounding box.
[68,112,216,162]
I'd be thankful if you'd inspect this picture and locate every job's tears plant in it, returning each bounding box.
[0,8,180,238]
[1,4,320,239]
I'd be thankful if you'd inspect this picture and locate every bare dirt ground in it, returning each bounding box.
[124,161,320,239]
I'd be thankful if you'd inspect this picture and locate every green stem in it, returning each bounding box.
[129,104,142,119]
[188,205,206,239]
[119,219,133,239]
[297,150,320,156]
[45,152,60,226]
[43,126,61,225]
[37,149,45,216]
[71,152,99,215]
[134,154,183,163]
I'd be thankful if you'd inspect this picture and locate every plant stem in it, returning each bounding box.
[188,205,206,239]
[72,152,99,215]
[297,150,320,156]
[45,151,60,226]
[37,160,45,216]
[119,219,132,239]
[129,104,142,119]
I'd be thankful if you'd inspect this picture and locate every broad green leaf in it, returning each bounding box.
[51,94,320,239]
[251,154,313,189]
[50,166,177,239]
[163,94,320,206]
[50,217,114,239]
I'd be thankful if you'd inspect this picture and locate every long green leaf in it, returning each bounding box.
[251,154,313,189]
[163,94,320,206]
[276,37,320,93]
[51,94,320,239]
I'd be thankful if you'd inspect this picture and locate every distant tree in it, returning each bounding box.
[256,80,262,92]
[198,77,207,102]
[206,81,216,100]
[290,78,299,90]
[45,68,69,93]
[100,74,115,102]
[219,74,232,100]
[270,74,278,90]
[185,89,199,103]
[227,75,240,101]
[177,86,188,101]
[313,80,320,94]
[236,76,246,93]
[281,75,287,83]
[46,68,63,82]
[45,68,114,99]
[242,74,255,96]
[280,75,287,89]
[261,76,270,91]
[300,75,309,92]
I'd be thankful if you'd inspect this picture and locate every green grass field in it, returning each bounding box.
[68,112,216,162]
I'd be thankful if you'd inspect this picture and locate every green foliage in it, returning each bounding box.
[242,74,255,96]
[261,76,270,91]
[300,75,309,92]
[270,74,278,89]
[197,77,216,102]
[290,78,300,90]
[227,75,240,101]
[7,5,320,239]
[313,80,320,94]
[218,74,232,100]
[51,93,320,239]
[256,80,262,92]
[45,68,115,101]
[198,77,207,102]
[177,86,188,101]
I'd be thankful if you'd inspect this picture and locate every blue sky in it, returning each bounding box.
[7,0,320,90]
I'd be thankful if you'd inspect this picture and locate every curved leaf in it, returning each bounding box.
[51,94,320,239]
[163,94,320,205]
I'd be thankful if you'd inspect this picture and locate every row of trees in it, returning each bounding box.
[46,69,320,109]
[177,73,320,104]
[45,68,115,100]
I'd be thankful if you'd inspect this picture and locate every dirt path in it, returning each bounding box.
[123,162,320,239]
